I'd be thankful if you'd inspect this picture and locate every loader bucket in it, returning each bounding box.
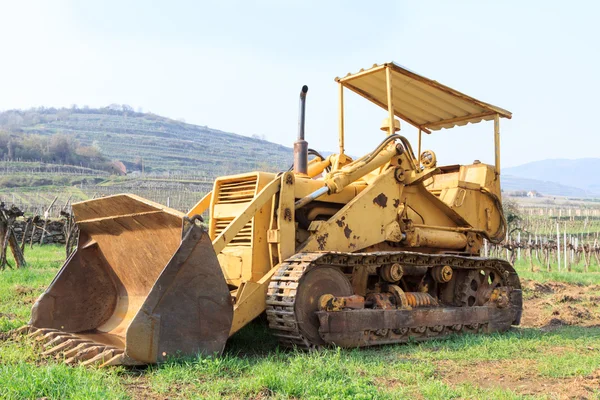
[27,194,233,367]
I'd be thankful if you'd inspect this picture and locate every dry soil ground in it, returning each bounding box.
[443,279,600,399]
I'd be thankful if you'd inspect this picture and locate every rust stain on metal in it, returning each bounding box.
[284,208,292,222]
[335,216,346,227]
[405,292,438,307]
[393,199,400,208]
[373,193,388,208]
[344,225,352,239]
[319,294,365,312]
[316,233,329,250]
[285,174,294,185]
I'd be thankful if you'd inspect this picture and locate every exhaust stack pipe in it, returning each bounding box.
[294,85,309,175]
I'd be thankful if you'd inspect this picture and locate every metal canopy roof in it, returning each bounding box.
[336,62,512,134]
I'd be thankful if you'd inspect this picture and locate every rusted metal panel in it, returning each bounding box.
[317,298,519,347]
[299,168,401,253]
[318,305,507,333]
[125,222,232,363]
[318,294,365,312]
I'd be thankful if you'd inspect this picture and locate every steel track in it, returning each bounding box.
[266,251,522,349]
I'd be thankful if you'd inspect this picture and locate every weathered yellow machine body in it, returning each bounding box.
[23,62,522,366]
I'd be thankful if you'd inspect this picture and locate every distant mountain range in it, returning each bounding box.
[503,158,600,197]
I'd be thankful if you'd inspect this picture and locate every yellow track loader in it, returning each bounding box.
[21,62,522,367]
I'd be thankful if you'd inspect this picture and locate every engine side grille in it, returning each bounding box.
[213,175,258,247]
[217,176,258,204]
[213,217,253,247]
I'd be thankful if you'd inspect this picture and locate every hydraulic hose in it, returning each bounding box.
[332,134,416,174]
[295,134,403,209]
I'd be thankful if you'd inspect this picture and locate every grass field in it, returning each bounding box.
[1,246,599,399]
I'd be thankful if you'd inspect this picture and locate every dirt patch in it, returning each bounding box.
[524,281,559,295]
[14,285,34,296]
[520,279,600,328]
[439,359,600,399]
[123,375,195,400]
[19,297,37,306]
[12,285,39,305]
[124,378,161,400]
[558,294,581,303]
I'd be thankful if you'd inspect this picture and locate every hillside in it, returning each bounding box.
[503,158,600,196]
[0,107,292,177]
[0,107,295,213]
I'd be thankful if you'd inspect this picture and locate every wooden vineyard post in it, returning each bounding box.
[39,196,58,246]
[29,223,37,249]
[518,231,522,261]
[556,223,561,272]
[7,224,25,268]
[0,204,26,269]
[564,223,570,272]
[62,195,72,213]
[583,242,590,273]
[535,234,539,265]
[506,230,509,261]
[20,217,33,253]
[570,234,574,268]
[592,239,600,268]
[528,234,534,272]
[546,239,551,272]
[62,210,78,258]
[0,218,8,270]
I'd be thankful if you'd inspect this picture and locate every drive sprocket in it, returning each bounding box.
[458,268,504,307]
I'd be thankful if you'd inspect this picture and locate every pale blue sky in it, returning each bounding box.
[0,1,598,167]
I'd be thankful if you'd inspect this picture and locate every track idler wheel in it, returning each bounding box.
[432,265,453,283]
[295,267,353,345]
[379,263,403,282]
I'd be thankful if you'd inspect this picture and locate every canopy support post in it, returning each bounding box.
[385,66,395,136]
[494,113,500,177]
[417,129,422,167]
[338,82,345,158]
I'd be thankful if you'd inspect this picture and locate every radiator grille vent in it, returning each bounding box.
[217,177,258,204]
[214,175,258,247]
[214,217,253,247]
